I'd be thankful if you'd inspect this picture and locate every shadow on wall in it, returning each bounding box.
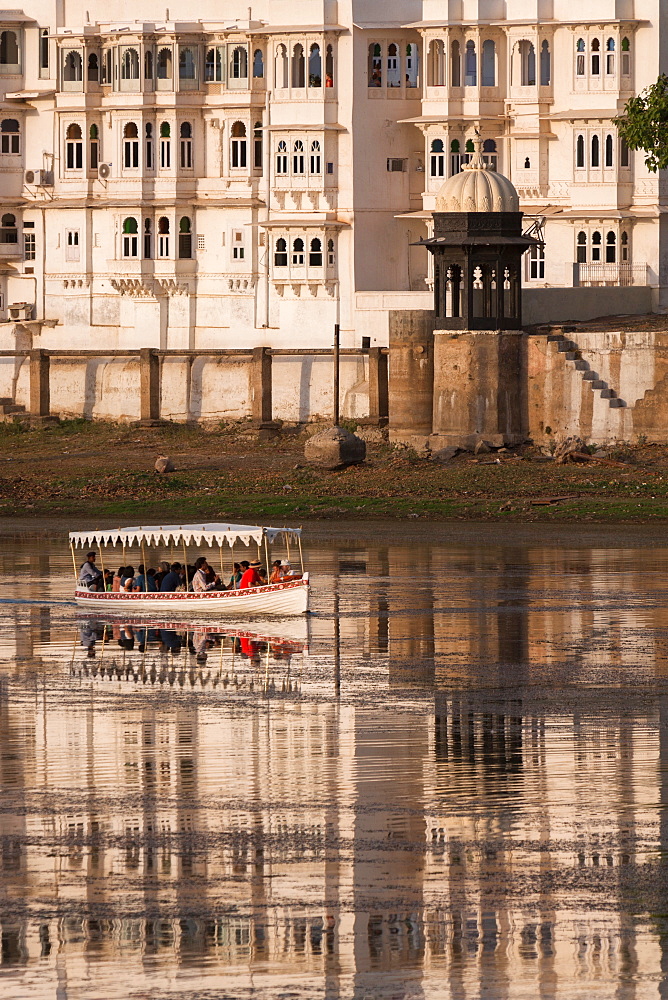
[299,356,314,423]
[82,359,108,419]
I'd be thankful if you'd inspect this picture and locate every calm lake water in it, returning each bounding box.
[2,523,668,999]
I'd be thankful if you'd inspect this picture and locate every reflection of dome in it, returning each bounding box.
[435,135,519,213]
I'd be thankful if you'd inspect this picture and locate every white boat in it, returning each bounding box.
[69,522,310,616]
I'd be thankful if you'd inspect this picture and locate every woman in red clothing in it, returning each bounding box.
[239,560,263,588]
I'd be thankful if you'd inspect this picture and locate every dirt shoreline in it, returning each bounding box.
[3,419,668,526]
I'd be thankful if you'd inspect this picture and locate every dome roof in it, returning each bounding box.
[435,135,519,213]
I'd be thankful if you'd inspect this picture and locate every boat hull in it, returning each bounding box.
[74,577,310,616]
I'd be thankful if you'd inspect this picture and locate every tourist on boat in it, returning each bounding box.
[270,559,282,583]
[134,564,157,592]
[154,561,170,589]
[112,567,125,592]
[280,560,302,580]
[192,556,221,592]
[79,552,103,590]
[239,560,263,589]
[104,569,114,592]
[121,566,135,592]
[227,562,243,589]
[160,562,182,592]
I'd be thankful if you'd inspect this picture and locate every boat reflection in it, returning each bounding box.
[74,616,308,693]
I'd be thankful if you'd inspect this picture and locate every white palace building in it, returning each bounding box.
[0,0,665,356]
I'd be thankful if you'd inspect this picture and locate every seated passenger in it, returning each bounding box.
[112,567,125,592]
[270,560,282,584]
[160,562,182,592]
[121,565,135,592]
[154,561,170,589]
[192,556,220,592]
[134,564,157,592]
[79,551,103,590]
[227,562,243,589]
[239,560,263,589]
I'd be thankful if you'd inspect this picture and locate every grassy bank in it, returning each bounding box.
[2,418,668,524]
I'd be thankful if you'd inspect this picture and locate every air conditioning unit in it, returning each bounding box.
[24,168,53,186]
[387,158,407,173]
[8,302,34,321]
[98,162,112,180]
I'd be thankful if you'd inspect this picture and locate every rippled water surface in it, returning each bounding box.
[2,524,668,998]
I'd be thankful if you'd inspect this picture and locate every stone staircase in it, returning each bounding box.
[546,331,626,408]
[0,397,27,422]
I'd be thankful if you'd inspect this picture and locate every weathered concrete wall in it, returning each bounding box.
[523,287,654,327]
[387,309,435,447]
[0,355,371,425]
[431,331,526,450]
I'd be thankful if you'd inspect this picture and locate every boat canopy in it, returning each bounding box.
[69,523,302,548]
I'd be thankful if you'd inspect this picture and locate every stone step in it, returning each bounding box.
[547,334,564,343]
[574,360,590,371]
[609,397,626,408]
[557,341,576,352]
[589,380,607,390]
[600,388,617,398]
[582,370,599,381]
[0,402,25,414]
[565,351,581,361]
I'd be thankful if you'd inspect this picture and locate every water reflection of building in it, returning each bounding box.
[2,533,668,995]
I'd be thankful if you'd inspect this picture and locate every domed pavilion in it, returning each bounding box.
[420,133,539,331]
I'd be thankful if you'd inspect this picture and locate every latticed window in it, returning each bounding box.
[178,216,192,258]
[65,122,83,169]
[0,118,19,154]
[122,217,138,258]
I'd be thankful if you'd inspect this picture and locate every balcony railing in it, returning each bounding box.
[575,262,649,287]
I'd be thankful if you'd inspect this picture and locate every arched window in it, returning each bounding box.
[123,122,139,169]
[430,138,445,178]
[465,138,475,153]
[276,139,288,175]
[179,121,193,169]
[518,40,535,86]
[0,118,20,155]
[293,139,304,174]
[63,50,83,82]
[231,121,247,168]
[482,138,497,170]
[309,237,322,266]
[40,28,49,76]
[621,230,629,262]
[368,43,382,87]
[157,48,172,80]
[540,40,550,85]
[89,123,99,169]
[121,48,139,80]
[157,216,170,257]
[0,213,17,244]
[451,40,461,87]
[606,231,616,263]
[178,216,192,259]
[205,47,223,82]
[292,43,305,88]
[576,38,585,77]
[65,122,83,169]
[481,39,495,86]
[231,45,248,80]
[406,43,419,87]
[309,44,321,87]
[591,133,600,168]
[145,123,153,169]
[450,137,462,174]
[591,230,602,261]
[292,237,305,265]
[326,44,334,87]
[606,37,615,75]
[0,30,20,72]
[88,53,98,82]
[387,42,400,88]
[576,230,587,263]
[621,37,631,76]
[253,49,264,78]
[143,218,152,259]
[591,38,600,76]
[144,49,153,81]
[160,121,171,168]
[327,238,335,265]
[576,134,585,168]
[464,40,476,86]
[605,133,614,167]
[254,121,263,170]
[620,136,630,168]
[428,40,445,87]
[275,44,288,88]
[122,217,138,258]
[179,46,196,83]
[310,139,321,174]
[274,237,287,267]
